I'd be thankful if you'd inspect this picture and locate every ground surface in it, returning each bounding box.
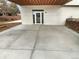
[0,25,79,59]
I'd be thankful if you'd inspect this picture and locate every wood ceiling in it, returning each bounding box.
[9,0,72,5]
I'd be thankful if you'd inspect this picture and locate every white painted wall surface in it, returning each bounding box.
[60,7,79,25]
[19,5,61,25]
[66,0,79,5]
[19,5,79,25]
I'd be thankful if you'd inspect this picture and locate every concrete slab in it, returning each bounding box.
[0,25,79,59]
[0,50,31,59]
[0,35,19,48]
[10,31,37,50]
[11,25,40,31]
[32,50,79,59]
[36,26,79,51]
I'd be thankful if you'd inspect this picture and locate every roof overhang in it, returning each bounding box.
[8,0,72,5]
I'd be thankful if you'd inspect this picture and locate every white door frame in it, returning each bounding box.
[33,11,44,24]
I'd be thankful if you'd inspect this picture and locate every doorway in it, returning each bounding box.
[32,10,44,24]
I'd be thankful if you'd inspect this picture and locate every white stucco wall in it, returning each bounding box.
[66,0,79,5]
[60,7,79,25]
[18,5,79,25]
[19,5,61,25]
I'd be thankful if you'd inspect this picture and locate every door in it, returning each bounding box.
[33,12,44,24]
[36,13,40,23]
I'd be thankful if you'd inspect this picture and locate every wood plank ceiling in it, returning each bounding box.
[9,0,72,5]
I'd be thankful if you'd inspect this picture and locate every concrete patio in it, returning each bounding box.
[0,25,79,59]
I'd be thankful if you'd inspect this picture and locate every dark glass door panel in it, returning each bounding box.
[42,13,44,24]
[36,13,40,23]
[33,14,35,24]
